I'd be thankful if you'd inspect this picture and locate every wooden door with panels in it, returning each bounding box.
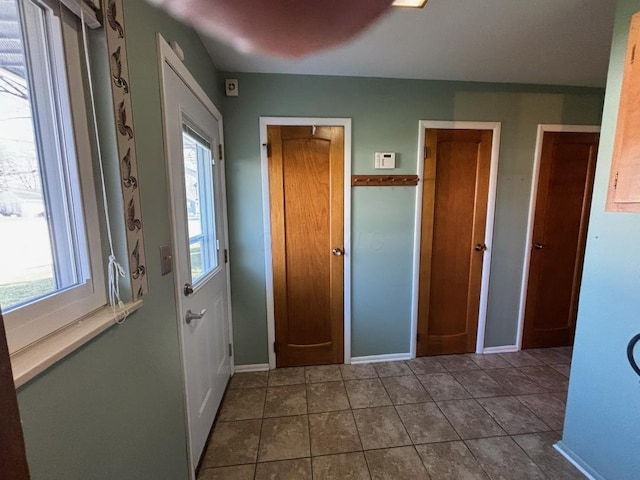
[417,129,493,356]
[523,131,599,349]
[267,125,344,367]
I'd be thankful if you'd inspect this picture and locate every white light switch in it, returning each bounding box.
[375,152,396,169]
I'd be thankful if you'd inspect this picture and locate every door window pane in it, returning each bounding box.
[182,125,217,284]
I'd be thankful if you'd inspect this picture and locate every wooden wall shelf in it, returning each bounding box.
[351,175,419,186]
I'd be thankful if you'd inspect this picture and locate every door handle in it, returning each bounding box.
[474,243,487,252]
[533,242,545,250]
[332,248,344,256]
[185,309,207,324]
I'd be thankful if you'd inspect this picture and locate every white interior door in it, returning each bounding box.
[161,62,231,471]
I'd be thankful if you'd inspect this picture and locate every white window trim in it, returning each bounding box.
[3,0,106,354]
[11,300,143,387]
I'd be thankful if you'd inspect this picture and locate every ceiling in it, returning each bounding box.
[199,0,616,88]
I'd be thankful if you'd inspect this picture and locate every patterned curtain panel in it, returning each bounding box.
[101,0,149,299]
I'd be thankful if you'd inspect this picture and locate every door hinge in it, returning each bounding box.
[273,341,277,353]
[224,249,228,263]
[218,144,223,160]
[228,343,233,357]
[424,146,428,159]
[264,143,272,158]
[632,44,636,64]
[210,151,215,166]
[614,171,619,190]
[416,333,421,343]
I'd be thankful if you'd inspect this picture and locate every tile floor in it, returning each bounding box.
[198,348,585,479]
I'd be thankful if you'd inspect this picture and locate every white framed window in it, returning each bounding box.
[0,0,105,353]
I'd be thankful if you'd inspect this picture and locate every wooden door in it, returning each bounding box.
[0,311,30,480]
[268,125,344,367]
[523,131,599,348]
[417,129,492,356]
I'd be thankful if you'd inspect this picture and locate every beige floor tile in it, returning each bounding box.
[201,420,261,468]
[550,364,571,377]
[218,388,266,421]
[307,381,350,413]
[198,464,256,480]
[305,365,342,383]
[381,375,431,404]
[312,452,370,480]
[268,367,305,386]
[309,410,362,456]
[416,441,489,480]
[466,436,546,479]
[477,396,550,435]
[228,372,269,389]
[339,363,377,380]
[452,370,509,398]
[435,354,481,372]
[498,351,543,368]
[365,446,429,479]
[344,378,392,408]
[352,406,411,450]
[516,393,566,430]
[416,373,471,401]
[264,384,307,418]
[512,432,585,479]
[524,348,572,365]
[396,402,459,444]
[465,353,511,370]
[485,368,546,395]
[437,399,506,439]
[255,458,312,480]
[519,365,569,392]
[258,415,310,462]
[549,346,573,361]
[406,357,447,375]
[373,361,413,377]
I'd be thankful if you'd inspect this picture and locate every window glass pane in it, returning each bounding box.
[182,126,217,284]
[0,0,79,311]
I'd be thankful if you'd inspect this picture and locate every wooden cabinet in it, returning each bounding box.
[607,11,640,212]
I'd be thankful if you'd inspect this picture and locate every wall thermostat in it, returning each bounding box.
[225,79,239,97]
[374,152,396,169]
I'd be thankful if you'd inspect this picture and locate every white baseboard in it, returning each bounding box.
[481,345,519,354]
[350,353,412,364]
[233,363,270,373]
[554,441,605,480]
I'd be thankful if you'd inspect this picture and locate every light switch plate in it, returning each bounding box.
[160,245,172,276]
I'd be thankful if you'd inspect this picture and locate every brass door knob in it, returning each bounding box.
[534,243,545,250]
[332,248,344,256]
[474,243,487,252]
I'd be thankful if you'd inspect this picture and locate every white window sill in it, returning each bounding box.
[11,300,143,388]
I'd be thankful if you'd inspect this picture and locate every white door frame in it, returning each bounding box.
[411,121,502,357]
[157,34,234,479]
[259,117,352,369]
[515,124,600,350]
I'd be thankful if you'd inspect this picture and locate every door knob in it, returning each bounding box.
[184,283,194,296]
[332,248,344,256]
[185,309,207,324]
[474,243,487,252]
[533,243,545,250]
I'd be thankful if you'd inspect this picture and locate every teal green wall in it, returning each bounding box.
[222,75,604,364]
[15,1,220,479]
[560,1,640,478]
